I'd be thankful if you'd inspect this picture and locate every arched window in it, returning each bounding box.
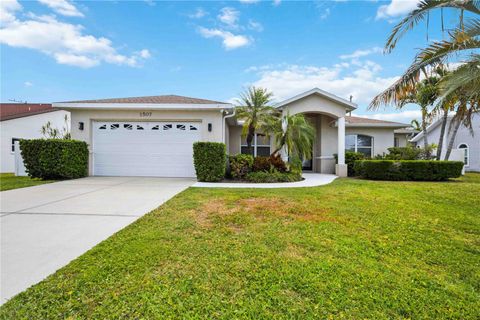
[345,134,373,157]
[458,144,469,166]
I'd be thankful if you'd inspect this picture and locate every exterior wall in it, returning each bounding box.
[345,127,394,157]
[452,113,480,172]
[282,94,347,118]
[0,110,69,173]
[69,109,224,175]
[394,133,408,147]
[317,115,337,173]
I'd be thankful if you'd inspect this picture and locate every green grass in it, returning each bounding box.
[1,174,479,319]
[0,173,54,191]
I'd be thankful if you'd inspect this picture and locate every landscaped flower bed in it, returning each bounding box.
[229,154,302,183]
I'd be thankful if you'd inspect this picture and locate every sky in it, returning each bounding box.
[0,0,461,123]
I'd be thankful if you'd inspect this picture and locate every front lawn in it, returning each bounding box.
[1,174,479,319]
[0,173,54,191]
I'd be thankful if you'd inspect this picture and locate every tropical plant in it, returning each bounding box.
[41,114,71,139]
[370,0,480,160]
[410,119,421,131]
[268,113,315,160]
[235,87,278,155]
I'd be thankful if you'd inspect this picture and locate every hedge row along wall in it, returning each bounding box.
[354,160,464,181]
[20,139,89,180]
[193,142,226,182]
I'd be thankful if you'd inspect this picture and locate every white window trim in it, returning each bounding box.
[240,133,271,157]
[458,143,469,167]
[346,134,374,157]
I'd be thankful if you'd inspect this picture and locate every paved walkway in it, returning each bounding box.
[193,173,338,188]
[0,177,194,304]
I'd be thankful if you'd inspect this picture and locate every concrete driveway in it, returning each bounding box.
[0,177,194,304]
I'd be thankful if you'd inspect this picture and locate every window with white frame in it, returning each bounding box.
[458,143,469,166]
[241,133,271,156]
[346,134,373,157]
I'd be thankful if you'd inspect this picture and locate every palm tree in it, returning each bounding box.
[235,87,278,155]
[370,1,480,111]
[410,119,421,131]
[268,113,315,160]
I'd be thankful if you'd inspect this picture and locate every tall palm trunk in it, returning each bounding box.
[436,109,449,160]
[444,118,462,160]
[246,124,255,155]
[421,106,430,158]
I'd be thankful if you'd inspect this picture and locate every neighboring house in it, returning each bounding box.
[54,88,410,178]
[410,112,479,172]
[0,103,70,173]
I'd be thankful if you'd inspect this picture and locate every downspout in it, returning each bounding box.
[222,107,236,146]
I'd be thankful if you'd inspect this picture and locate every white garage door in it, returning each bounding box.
[93,121,200,177]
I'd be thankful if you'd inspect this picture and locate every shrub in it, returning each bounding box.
[269,154,287,173]
[385,146,422,160]
[252,155,288,173]
[20,139,88,180]
[245,171,302,183]
[229,154,254,180]
[253,156,271,172]
[354,160,464,181]
[193,142,226,182]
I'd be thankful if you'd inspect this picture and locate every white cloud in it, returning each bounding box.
[24,81,33,87]
[376,0,420,20]
[188,8,207,19]
[320,8,330,20]
[356,110,421,123]
[0,1,150,68]
[197,27,251,50]
[0,0,21,24]
[340,47,383,60]
[137,49,151,59]
[37,0,84,17]
[218,7,240,28]
[273,0,281,6]
[247,19,263,32]
[248,61,398,105]
[239,0,260,3]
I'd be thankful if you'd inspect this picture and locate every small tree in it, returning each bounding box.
[236,87,277,155]
[41,114,71,139]
[269,113,315,161]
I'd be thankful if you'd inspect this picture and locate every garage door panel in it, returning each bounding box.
[93,121,200,177]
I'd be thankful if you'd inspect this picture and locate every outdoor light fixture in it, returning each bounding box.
[78,122,84,131]
[208,123,212,132]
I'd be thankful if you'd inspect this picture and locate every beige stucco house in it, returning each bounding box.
[54,88,410,178]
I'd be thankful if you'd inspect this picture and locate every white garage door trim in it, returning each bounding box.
[93,121,200,177]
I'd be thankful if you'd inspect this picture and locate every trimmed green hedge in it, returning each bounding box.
[20,139,89,180]
[193,142,226,182]
[335,151,365,176]
[354,160,464,181]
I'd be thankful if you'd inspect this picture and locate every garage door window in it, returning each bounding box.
[111,124,120,130]
[163,124,172,130]
[124,124,133,130]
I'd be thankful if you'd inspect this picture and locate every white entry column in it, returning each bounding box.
[335,116,348,177]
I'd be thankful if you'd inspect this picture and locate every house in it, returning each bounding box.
[410,112,479,172]
[54,88,410,178]
[0,103,70,173]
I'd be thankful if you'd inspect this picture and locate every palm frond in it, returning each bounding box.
[385,0,480,53]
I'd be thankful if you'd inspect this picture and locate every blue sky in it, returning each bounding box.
[1,0,458,122]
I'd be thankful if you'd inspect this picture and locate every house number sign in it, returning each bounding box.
[140,111,152,117]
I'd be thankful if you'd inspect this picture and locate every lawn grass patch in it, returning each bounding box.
[0,173,54,191]
[1,174,479,319]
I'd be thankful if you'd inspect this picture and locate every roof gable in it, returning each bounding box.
[275,88,357,110]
